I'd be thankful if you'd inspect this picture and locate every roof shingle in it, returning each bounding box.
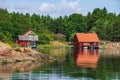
[75,33,99,42]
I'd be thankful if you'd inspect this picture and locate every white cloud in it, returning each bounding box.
[61,0,79,9]
[37,0,84,17]
[38,3,55,12]
[60,0,81,13]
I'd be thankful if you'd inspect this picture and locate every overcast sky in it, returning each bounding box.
[0,0,120,17]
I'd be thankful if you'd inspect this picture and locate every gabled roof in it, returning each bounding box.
[57,33,65,37]
[23,30,35,36]
[18,30,38,41]
[75,33,99,42]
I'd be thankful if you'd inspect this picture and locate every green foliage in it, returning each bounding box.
[0,32,4,41]
[39,34,53,44]
[108,14,120,41]
[0,7,119,43]
[14,47,21,52]
[69,33,76,41]
[52,34,66,42]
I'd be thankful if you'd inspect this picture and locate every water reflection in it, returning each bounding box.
[74,49,99,68]
[100,48,120,57]
[49,47,70,65]
[1,48,120,80]
[0,62,41,80]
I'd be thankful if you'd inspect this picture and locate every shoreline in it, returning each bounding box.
[0,42,54,64]
[99,40,120,49]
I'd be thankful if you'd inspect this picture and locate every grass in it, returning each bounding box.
[38,44,51,54]
[38,44,52,49]
[38,41,69,54]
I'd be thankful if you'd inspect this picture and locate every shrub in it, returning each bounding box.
[38,34,53,44]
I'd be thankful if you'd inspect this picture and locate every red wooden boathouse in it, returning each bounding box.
[74,33,99,49]
[16,30,38,49]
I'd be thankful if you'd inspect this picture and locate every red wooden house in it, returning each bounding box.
[74,33,99,49]
[16,30,38,49]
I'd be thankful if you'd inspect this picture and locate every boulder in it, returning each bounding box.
[0,41,54,63]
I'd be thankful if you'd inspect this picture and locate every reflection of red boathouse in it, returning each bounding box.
[74,49,99,68]
[73,33,99,49]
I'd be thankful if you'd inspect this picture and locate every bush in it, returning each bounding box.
[14,47,21,52]
[38,33,53,44]
[52,34,66,42]
[69,33,75,41]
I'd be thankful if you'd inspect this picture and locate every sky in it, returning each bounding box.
[0,0,120,17]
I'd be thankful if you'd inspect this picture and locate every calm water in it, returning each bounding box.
[1,47,120,80]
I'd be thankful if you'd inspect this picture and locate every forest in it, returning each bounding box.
[0,7,120,44]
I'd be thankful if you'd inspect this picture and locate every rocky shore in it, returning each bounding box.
[99,41,120,49]
[0,42,54,63]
